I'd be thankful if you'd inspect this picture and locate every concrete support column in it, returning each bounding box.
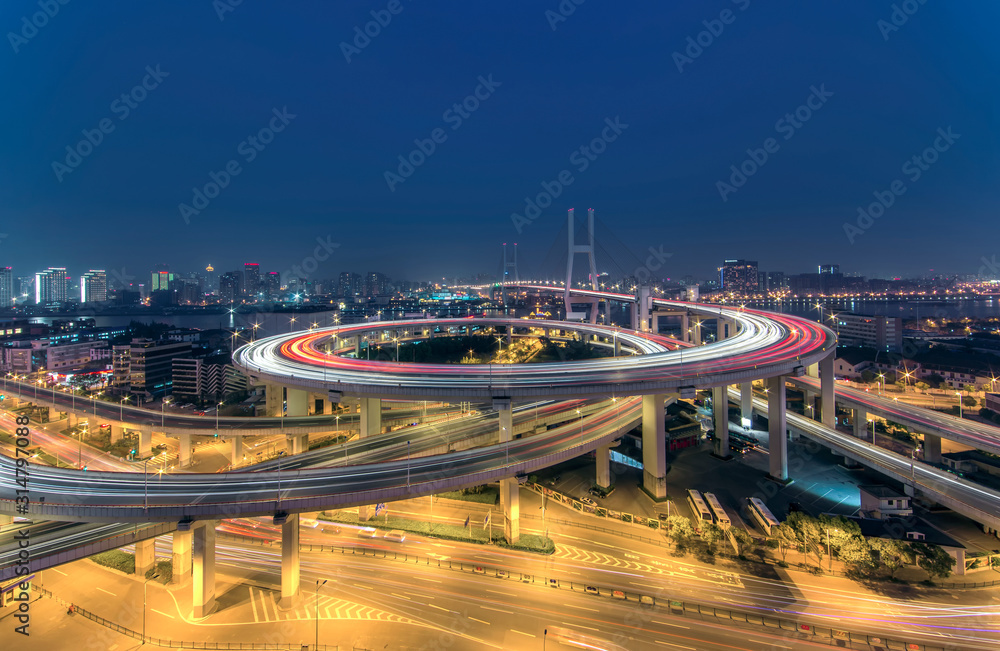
[286,388,308,417]
[358,504,372,521]
[139,429,152,457]
[286,433,308,455]
[265,384,283,417]
[807,363,819,378]
[651,313,660,334]
[135,538,155,576]
[231,436,243,464]
[500,477,519,544]
[496,399,513,444]
[110,425,123,444]
[767,376,789,483]
[740,382,753,428]
[192,522,216,618]
[172,530,193,584]
[360,397,382,438]
[178,434,192,468]
[690,317,701,345]
[820,354,836,428]
[641,394,668,499]
[803,390,816,420]
[712,386,731,459]
[596,445,611,489]
[614,336,621,356]
[280,514,300,608]
[923,433,942,464]
[680,313,689,343]
[854,407,868,440]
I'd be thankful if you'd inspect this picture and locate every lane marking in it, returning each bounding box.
[481,605,514,614]
[150,608,174,619]
[653,620,690,629]
[511,629,536,637]
[249,587,259,622]
[96,587,116,596]
[655,641,694,649]
[563,604,599,612]
[469,616,490,625]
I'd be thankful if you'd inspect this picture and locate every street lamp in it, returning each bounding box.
[161,397,173,431]
[120,395,130,421]
[216,401,224,434]
[956,391,963,418]
[143,571,161,642]
[315,579,327,650]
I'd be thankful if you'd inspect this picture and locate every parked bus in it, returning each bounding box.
[703,492,730,528]
[747,497,780,535]
[686,489,714,524]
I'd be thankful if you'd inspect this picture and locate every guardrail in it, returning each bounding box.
[212,535,956,650]
[32,584,341,649]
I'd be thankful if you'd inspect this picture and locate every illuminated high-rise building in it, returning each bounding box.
[244,263,261,299]
[720,260,758,294]
[80,270,108,304]
[0,267,12,308]
[35,267,68,304]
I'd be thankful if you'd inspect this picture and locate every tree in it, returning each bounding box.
[700,523,723,553]
[861,370,875,384]
[912,542,956,579]
[915,381,930,390]
[786,512,825,567]
[773,523,799,563]
[871,538,909,577]
[962,395,977,407]
[730,527,754,557]
[666,516,695,550]
[837,536,876,576]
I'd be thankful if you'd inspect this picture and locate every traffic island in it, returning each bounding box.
[319,511,554,554]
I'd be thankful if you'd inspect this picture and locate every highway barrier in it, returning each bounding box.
[212,533,957,650]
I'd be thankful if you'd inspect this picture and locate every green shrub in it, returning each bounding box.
[91,550,135,574]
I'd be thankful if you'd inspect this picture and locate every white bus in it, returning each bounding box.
[686,489,714,524]
[747,497,780,535]
[703,492,730,528]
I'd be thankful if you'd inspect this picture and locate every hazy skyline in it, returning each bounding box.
[2,2,998,281]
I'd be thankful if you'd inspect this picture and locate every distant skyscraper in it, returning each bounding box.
[219,272,241,304]
[818,264,840,275]
[720,260,758,294]
[80,270,108,304]
[264,271,280,299]
[0,267,12,307]
[365,271,387,297]
[243,263,261,299]
[151,270,173,291]
[338,272,362,298]
[35,267,68,304]
[205,264,216,294]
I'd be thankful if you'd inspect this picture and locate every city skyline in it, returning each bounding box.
[2,4,998,279]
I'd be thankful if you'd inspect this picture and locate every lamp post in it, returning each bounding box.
[956,391,963,418]
[120,395,129,421]
[143,571,161,643]
[216,402,224,435]
[161,397,172,431]
[315,579,327,650]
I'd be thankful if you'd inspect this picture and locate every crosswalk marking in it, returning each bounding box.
[247,586,420,625]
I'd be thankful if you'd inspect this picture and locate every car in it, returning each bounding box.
[585,586,599,595]
[580,496,597,507]
[547,578,558,588]
[473,566,485,575]
[300,518,319,528]
[639,595,654,606]
[611,590,626,600]
[588,488,603,498]
[357,527,377,539]
[383,530,406,542]
[496,570,508,579]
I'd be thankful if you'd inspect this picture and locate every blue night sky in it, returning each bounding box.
[1,1,998,282]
